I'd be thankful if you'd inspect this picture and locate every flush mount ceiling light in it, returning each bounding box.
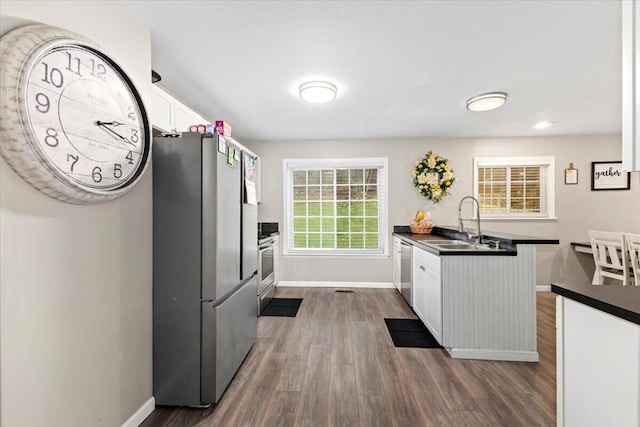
[532,120,554,129]
[299,81,337,103]
[466,92,508,112]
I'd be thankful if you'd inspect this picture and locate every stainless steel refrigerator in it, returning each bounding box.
[152,132,258,406]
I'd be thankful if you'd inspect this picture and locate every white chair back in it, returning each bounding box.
[625,233,640,286]
[589,230,630,286]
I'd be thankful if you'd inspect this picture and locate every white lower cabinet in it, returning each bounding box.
[557,296,640,427]
[395,239,537,361]
[412,246,442,343]
[392,237,402,292]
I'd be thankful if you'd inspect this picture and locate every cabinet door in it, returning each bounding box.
[412,247,431,323]
[412,246,442,343]
[412,262,427,322]
[151,85,174,132]
[174,101,205,132]
[425,268,442,343]
[559,297,640,426]
[392,237,401,291]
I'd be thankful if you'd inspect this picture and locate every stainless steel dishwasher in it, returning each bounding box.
[400,241,412,306]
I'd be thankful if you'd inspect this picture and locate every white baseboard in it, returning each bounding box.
[536,285,552,292]
[122,396,155,427]
[277,281,395,289]
[446,347,539,362]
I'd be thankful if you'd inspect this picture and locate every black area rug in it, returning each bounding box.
[261,298,303,317]
[384,318,442,348]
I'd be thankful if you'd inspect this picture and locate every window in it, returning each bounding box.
[473,156,555,219]
[283,158,388,257]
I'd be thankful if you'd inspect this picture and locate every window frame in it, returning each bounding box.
[473,156,556,220]
[282,157,389,258]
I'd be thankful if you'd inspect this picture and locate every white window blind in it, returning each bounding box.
[473,157,555,219]
[283,158,388,257]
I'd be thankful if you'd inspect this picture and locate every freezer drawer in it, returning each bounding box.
[201,275,258,404]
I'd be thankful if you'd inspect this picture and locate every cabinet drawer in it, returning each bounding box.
[413,246,441,274]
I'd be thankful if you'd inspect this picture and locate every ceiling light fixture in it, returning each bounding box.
[466,92,508,112]
[299,81,337,103]
[532,120,554,129]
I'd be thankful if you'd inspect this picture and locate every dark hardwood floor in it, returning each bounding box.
[141,288,556,426]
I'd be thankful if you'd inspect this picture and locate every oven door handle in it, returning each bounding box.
[259,243,274,252]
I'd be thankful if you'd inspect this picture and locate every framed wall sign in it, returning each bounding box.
[591,161,631,190]
[564,162,578,185]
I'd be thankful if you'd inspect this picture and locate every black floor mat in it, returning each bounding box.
[261,298,303,317]
[384,318,442,348]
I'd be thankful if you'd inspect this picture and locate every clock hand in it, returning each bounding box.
[96,120,125,127]
[95,121,135,146]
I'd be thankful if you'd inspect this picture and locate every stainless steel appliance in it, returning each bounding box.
[152,132,258,406]
[257,235,276,314]
[400,241,412,306]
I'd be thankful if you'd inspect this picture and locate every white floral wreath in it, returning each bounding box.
[412,151,455,203]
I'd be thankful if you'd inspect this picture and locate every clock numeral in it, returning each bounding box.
[126,151,134,165]
[66,154,79,172]
[44,128,59,147]
[127,106,136,122]
[35,93,50,113]
[96,64,107,81]
[64,52,82,76]
[89,59,107,82]
[114,163,122,179]
[92,166,103,183]
[130,129,139,144]
[41,62,64,88]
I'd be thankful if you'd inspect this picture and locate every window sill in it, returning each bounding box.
[476,216,559,222]
[283,252,389,259]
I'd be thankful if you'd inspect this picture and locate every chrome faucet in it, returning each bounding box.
[458,196,482,244]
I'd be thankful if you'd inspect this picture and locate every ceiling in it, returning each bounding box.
[126,1,622,143]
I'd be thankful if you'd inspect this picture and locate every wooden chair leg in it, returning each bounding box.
[592,270,603,285]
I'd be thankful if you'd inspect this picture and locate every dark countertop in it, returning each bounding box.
[571,241,591,248]
[393,225,558,256]
[552,282,640,326]
[431,225,559,245]
[393,231,516,256]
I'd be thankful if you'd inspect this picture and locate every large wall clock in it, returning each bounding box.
[0,24,151,204]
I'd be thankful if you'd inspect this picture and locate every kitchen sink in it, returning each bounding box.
[435,243,492,250]
[415,238,469,245]
[418,239,499,251]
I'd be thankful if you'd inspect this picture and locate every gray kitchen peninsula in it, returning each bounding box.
[393,226,559,362]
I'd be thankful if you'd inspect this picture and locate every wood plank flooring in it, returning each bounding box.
[141,288,556,426]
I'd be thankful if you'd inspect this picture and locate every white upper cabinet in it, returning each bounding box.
[174,101,205,133]
[150,85,206,133]
[150,85,173,132]
[622,0,639,171]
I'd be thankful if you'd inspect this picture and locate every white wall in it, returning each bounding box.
[0,2,152,426]
[247,135,640,286]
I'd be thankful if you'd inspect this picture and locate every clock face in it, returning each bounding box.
[25,44,148,191]
[0,24,151,204]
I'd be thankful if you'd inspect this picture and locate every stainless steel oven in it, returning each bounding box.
[257,236,276,314]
